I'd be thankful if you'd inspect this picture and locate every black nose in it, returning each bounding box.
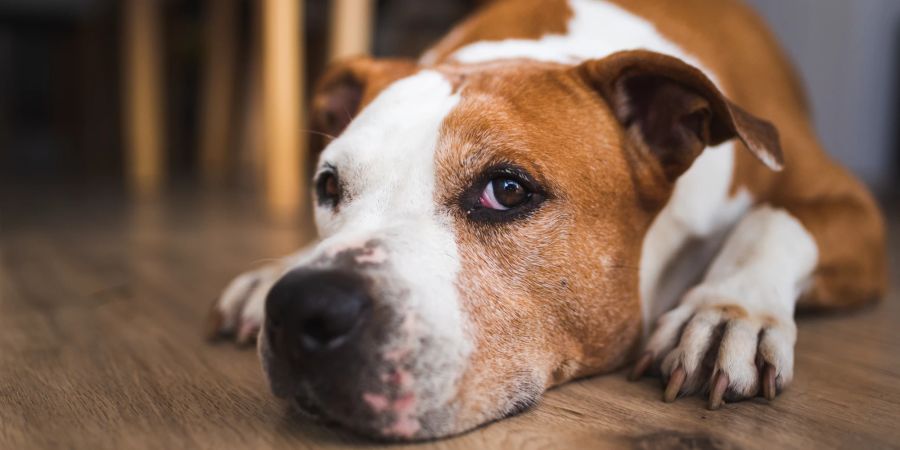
[265,269,372,354]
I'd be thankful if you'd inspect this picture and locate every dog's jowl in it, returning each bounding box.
[208,0,886,440]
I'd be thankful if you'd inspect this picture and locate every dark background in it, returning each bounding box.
[0,0,898,200]
[0,0,481,188]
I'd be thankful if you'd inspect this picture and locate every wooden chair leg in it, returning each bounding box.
[329,0,375,61]
[122,0,165,196]
[199,0,238,186]
[261,0,306,218]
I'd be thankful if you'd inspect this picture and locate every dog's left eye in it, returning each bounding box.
[463,165,545,222]
[480,178,529,210]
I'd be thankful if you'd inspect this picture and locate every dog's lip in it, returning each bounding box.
[290,390,400,440]
[280,371,430,441]
[290,391,324,419]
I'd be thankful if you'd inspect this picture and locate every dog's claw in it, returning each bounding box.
[629,352,653,381]
[207,265,280,347]
[205,300,227,341]
[664,366,686,403]
[762,363,777,401]
[236,320,260,346]
[708,371,729,410]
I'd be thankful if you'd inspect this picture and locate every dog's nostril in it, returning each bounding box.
[299,305,363,351]
[268,317,282,330]
[265,268,371,355]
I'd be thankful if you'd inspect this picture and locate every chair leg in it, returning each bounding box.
[261,0,306,218]
[329,0,375,61]
[122,0,165,196]
[199,0,238,186]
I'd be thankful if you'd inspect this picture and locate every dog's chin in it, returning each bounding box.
[261,351,461,441]
[262,347,543,441]
[256,317,485,441]
[278,376,544,442]
[278,385,465,442]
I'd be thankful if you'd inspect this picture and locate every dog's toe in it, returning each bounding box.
[234,283,268,345]
[658,306,729,398]
[708,316,761,403]
[637,292,797,409]
[207,266,279,344]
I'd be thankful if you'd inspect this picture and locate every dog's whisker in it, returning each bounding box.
[249,258,284,266]
[301,128,337,141]
[604,264,640,270]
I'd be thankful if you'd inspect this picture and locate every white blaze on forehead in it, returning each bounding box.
[313,70,471,418]
[316,70,460,234]
[450,0,692,66]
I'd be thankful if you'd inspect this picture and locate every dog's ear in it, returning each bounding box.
[576,50,783,187]
[311,56,418,140]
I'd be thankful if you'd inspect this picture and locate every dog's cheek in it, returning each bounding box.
[450,295,552,430]
[443,237,562,428]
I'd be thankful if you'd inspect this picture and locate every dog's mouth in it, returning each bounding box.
[265,359,447,440]
[273,352,548,442]
[284,379,429,441]
[257,251,473,441]
[289,388,324,419]
[259,312,464,441]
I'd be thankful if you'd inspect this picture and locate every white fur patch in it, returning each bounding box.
[309,71,471,421]
[648,206,818,394]
[448,0,750,329]
[702,206,819,314]
[639,161,753,330]
[451,0,693,66]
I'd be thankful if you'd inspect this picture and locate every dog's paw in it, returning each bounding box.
[205,264,282,346]
[629,285,796,409]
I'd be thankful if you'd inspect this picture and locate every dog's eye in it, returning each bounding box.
[480,178,529,210]
[315,170,341,207]
[463,165,545,222]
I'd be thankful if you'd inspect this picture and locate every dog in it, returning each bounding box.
[206,0,887,441]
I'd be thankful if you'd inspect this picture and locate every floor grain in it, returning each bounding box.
[2,188,898,449]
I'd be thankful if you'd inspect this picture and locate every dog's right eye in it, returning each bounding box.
[315,170,341,208]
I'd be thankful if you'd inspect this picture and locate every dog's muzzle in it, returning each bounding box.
[257,232,470,440]
[259,266,427,438]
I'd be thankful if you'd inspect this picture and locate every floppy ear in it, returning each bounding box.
[311,56,418,140]
[576,50,783,187]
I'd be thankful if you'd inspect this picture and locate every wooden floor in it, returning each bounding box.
[2,186,899,450]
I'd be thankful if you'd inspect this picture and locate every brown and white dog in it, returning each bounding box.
[207,0,887,441]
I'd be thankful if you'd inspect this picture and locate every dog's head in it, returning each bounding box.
[259,51,782,440]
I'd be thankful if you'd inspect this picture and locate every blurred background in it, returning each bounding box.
[0,0,898,219]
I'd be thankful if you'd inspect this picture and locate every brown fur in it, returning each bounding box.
[420,0,573,65]
[425,48,786,423]
[596,0,887,311]
[433,62,646,423]
[418,0,887,308]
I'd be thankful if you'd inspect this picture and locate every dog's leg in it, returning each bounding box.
[633,205,818,407]
[786,188,887,312]
[633,172,886,407]
[205,246,314,345]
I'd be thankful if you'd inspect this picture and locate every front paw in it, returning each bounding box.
[205,264,282,346]
[629,286,796,409]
